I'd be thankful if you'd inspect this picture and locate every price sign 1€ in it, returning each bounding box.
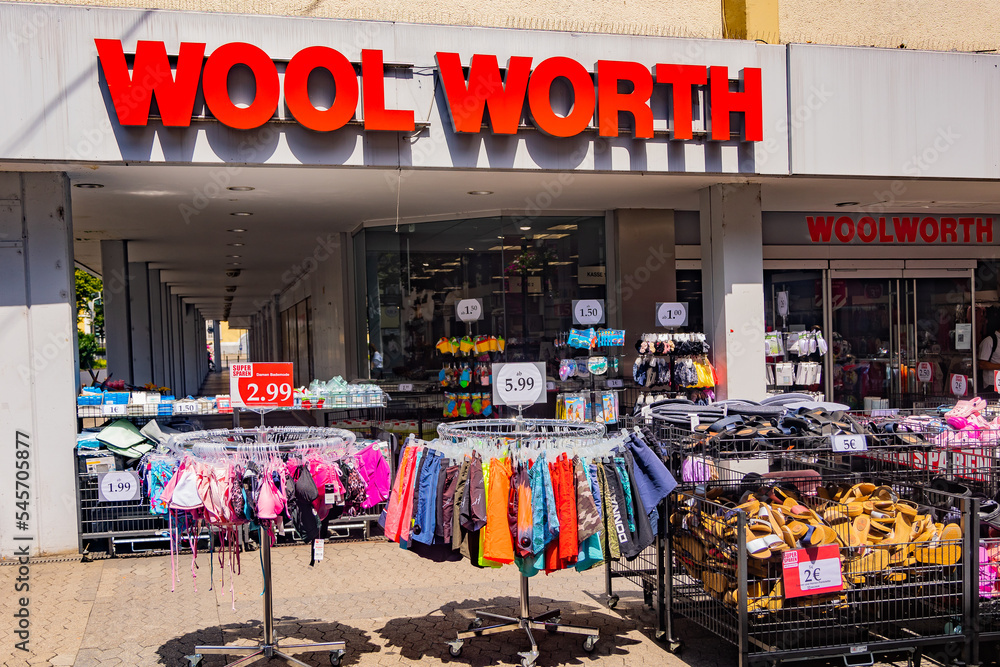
[782,545,843,599]
[97,470,141,503]
[230,362,295,408]
[916,362,933,383]
[572,299,605,326]
[456,298,483,322]
[493,362,546,407]
[656,302,689,328]
[951,373,968,397]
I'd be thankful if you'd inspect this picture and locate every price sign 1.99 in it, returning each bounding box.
[493,362,546,407]
[456,298,484,322]
[97,470,141,503]
[230,362,295,408]
[656,302,689,328]
[572,299,605,326]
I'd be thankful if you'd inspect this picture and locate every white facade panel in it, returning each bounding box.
[0,3,788,174]
[788,43,1000,179]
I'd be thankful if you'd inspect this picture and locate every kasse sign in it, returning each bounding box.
[94,40,763,141]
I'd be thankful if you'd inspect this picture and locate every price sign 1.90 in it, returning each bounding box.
[97,470,141,503]
[456,298,483,322]
[656,302,689,328]
[230,362,295,408]
[572,299,605,326]
[493,362,546,407]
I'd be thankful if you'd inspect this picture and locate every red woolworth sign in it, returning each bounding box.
[806,215,994,244]
[94,40,763,140]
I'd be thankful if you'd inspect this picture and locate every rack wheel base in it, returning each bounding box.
[448,641,464,657]
[184,655,203,667]
[583,636,598,653]
[330,649,346,666]
[546,617,561,632]
[607,595,619,609]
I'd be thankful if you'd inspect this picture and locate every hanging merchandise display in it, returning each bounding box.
[146,427,393,666]
[382,419,676,667]
[554,328,625,424]
[632,333,716,410]
[765,328,828,396]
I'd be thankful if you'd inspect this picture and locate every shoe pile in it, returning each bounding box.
[672,481,963,614]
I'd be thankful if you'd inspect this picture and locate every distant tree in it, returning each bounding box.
[75,269,104,337]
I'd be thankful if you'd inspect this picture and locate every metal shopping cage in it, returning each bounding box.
[667,477,976,667]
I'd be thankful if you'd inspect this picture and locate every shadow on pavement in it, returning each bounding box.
[157,617,379,666]
[376,595,642,665]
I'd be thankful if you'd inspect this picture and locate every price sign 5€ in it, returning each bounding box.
[230,362,295,408]
[572,299,605,326]
[456,298,483,322]
[492,362,546,407]
[97,470,141,503]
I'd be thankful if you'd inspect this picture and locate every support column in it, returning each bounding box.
[0,172,79,556]
[183,302,199,396]
[100,240,132,384]
[615,209,676,374]
[148,268,165,386]
[213,320,221,371]
[128,261,152,385]
[169,293,185,396]
[700,184,766,401]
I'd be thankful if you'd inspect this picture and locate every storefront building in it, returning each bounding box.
[2,2,1000,555]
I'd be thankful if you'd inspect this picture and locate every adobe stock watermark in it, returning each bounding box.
[11,430,33,653]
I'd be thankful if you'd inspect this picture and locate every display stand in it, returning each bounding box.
[166,427,354,667]
[438,416,602,667]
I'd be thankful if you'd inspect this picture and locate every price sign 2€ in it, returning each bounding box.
[230,362,294,408]
[572,299,605,326]
[456,298,483,322]
[493,362,546,407]
[782,545,843,599]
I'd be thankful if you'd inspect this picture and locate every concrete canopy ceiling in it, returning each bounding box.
[9,161,1000,320]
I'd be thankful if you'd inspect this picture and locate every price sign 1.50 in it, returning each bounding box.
[230,362,295,408]
[572,299,605,326]
[493,362,546,407]
[456,298,483,322]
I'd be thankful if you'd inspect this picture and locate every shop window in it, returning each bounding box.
[280,297,313,386]
[359,216,606,381]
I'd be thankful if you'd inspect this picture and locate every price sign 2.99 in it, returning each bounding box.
[230,362,295,408]
[493,362,546,407]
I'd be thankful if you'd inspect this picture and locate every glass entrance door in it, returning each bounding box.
[831,271,974,409]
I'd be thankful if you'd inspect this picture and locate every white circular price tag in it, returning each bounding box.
[951,373,968,396]
[456,299,483,322]
[656,302,689,328]
[98,471,140,503]
[916,362,933,383]
[494,363,545,406]
[995,372,1000,394]
[572,299,605,326]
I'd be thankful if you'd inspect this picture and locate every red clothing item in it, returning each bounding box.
[544,453,578,573]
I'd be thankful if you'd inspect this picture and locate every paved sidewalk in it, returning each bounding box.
[0,540,730,667]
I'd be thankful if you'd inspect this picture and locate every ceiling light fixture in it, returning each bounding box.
[227,242,244,247]
[520,226,531,231]
[227,228,247,233]
[227,186,255,192]
[74,183,104,189]
[467,190,494,196]
[230,211,253,216]
[228,262,242,266]
[227,254,242,258]
[835,201,860,207]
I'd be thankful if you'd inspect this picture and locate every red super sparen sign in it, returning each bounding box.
[230,362,294,408]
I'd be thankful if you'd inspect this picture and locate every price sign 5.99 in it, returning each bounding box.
[493,362,546,407]
[230,362,294,408]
